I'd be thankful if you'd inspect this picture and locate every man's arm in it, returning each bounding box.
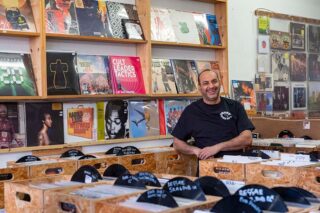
[173,137,201,157]
[198,130,252,160]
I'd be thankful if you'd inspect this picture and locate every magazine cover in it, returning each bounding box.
[258,35,270,54]
[75,0,105,37]
[151,59,177,94]
[46,52,80,95]
[193,13,211,45]
[292,82,307,110]
[254,73,273,92]
[25,103,64,147]
[290,22,305,51]
[77,55,112,95]
[45,0,79,34]
[271,51,290,81]
[169,9,200,44]
[206,14,222,46]
[258,16,270,34]
[308,54,320,81]
[290,53,306,81]
[0,103,25,149]
[273,82,289,111]
[0,0,36,31]
[109,56,145,94]
[308,25,320,53]
[171,59,198,94]
[0,52,37,96]
[231,80,256,115]
[129,100,159,138]
[256,92,273,114]
[308,82,320,111]
[150,7,176,42]
[164,100,189,135]
[63,102,97,143]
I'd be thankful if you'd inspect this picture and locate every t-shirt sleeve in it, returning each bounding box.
[171,107,192,142]
[236,102,255,133]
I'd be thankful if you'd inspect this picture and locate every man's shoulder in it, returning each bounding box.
[221,97,241,106]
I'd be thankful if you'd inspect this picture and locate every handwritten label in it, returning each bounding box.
[214,167,231,174]
[117,146,141,156]
[61,149,84,158]
[114,174,146,189]
[105,146,122,155]
[16,155,40,163]
[71,165,101,183]
[135,172,161,187]
[137,189,178,208]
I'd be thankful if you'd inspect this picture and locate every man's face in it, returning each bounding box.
[106,110,122,138]
[198,71,221,103]
[44,114,53,128]
[0,105,7,118]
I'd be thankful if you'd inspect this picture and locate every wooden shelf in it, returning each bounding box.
[0,31,40,38]
[151,40,226,49]
[0,96,43,101]
[46,33,147,44]
[0,135,173,154]
[194,0,226,3]
[151,93,202,98]
[46,94,150,101]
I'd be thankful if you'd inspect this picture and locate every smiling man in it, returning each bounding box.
[172,69,255,161]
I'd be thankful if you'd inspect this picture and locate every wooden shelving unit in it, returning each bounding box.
[151,41,226,49]
[0,31,40,37]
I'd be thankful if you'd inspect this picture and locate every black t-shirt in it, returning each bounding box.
[171,97,255,153]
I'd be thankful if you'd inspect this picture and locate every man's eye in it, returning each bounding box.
[114,118,121,125]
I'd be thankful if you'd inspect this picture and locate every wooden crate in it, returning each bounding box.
[296,167,320,197]
[0,167,29,209]
[94,193,221,213]
[77,155,118,175]
[118,153,157,173]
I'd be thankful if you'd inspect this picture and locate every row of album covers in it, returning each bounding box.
[0,0,222,46]
[0,99,193,149]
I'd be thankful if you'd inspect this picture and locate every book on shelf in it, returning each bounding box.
[106,2,139,39]
[122,19,144,40]
[171,59,198,94]
[45,0,79,34]
[0,52,37,96]
[77,55,112,95]
[75,0,106,37]
[0,0,36,32]
[151,59,177,94]
[128,100,160,138]
[290,53,306,81]
[308,82,320,112]
[273,82,289,111]
[291,82,307,111]
[193,13,211,45]
[206,14,222,46]
[169,9,200,45]
[308,54,320,81]
[290,23,305,51]
[231,80,256,115]
[150,7,176,42]
[308,25,320,53]
[108,56,145,94]
[46,52,80,95]
[63,102,97,143]
[25,103,64,147]
[0,103,26,149]
[271,51,290,82]
[97,100,129,140]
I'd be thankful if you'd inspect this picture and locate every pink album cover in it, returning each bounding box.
[109,56,146,94]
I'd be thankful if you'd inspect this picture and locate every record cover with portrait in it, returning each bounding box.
[258,35,270,54]
[290,22,305,51]
[231,80,256,115]
[171,59,198,94]
[46,52,80,95]
[308,54,320,81]
[193,13,211,45]
[308,82,320,111]
[129,100,159,138]
[151,59,177,94]
[308,25,320,53]
[0,52,37,96]
[290,53,306,81]
[25,103,64,147]
[164,100,190,135]
[0,103,25,149]
[291,82,307,110]
[271,51,290,81]
[270,31,290,50]
[256,92,273,114]
[77,55,112,95]
[150,7,176,42]
[273,82,289,111]
[63,102,97,143]
[254,73,273,92]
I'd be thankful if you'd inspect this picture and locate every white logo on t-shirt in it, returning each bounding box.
[220,111,232,120]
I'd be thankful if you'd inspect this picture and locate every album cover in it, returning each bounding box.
[270,31,281,49]
[280,31,291,50]
[0,103,25,149]
[257,54,270,73]
[0,0,36,31]
[46,52,80,95]
[256,92,273,113]
[25,103,64,147]
[151,59,177,94]
[254,73,273,92]
[150,7,176,42]
[0,52,37,96]
[271,51,290,81]
[273,82,289,111]
[308,54,320,81]
[290,53,306,81]
[122,19,144,40]
[258,35,270,54]
[63,102,97,143]
[290,22,305,51]
[231,80,256,115]
[171,59,198,94]
[193,13,211,45]
[164,100,190,135]
[108,56,145,94]
[308,82,320,111]
[77,55,112,95]
[129,100,159,138]
[258,16,270,34]
[206,14,222,46]
[308,25,320,53]
[292,82,307,110]
[45,0,79,34]
[169,9,200,44]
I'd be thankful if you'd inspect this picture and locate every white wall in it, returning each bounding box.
[228,0,320,82]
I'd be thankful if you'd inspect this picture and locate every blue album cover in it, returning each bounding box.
[206,14,222,46]
[164,100,190,135]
